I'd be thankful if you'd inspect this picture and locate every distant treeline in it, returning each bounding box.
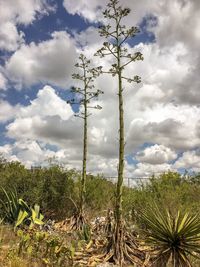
[1,157,200,222]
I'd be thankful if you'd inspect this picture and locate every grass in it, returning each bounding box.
[0,225,30,267]
[1,170,200,266]
[0,225,62,267]
[0,224,200,267]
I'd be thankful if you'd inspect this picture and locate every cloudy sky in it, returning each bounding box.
[0,0,200,179]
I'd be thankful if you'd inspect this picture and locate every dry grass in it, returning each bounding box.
[0,226,42,267]
[1,224,200,267]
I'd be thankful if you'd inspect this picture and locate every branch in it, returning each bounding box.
[88,105,102,110]
[119,34,130,47]
[102,52,115,56]
[119,26,139,46]
[86,95,97,102]
[121,59,133,69]
[121,75,141,83]
[105,43,118,59]
[99,26,117,40]
[85,76,93,88]
[67,100,82,105]
[102,70,116,75]
[74,114,84,119]
[109,30,117,39]
[95,49,115,58]
[71,90,85,96]
[121,52,143,69]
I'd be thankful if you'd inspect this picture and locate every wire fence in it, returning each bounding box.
[30,165,155,187]
[105,176,150,187]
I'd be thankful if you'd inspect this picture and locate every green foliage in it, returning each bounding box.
[0,159,77,220]
[141,204,200,267]
[85,175,115,213]
[15,204,44,229]
[122,171,200,225]
[1,161,200,266]
[37,166,79,220]
[17,229,31,256]
[78,223,91,242]
[0,187,44,228]
[16,229,78,266]
[0,157,117,220]
[1,155,200,230]
[30,204,44,226]
[16,210,29,228]
[0,187,22,224]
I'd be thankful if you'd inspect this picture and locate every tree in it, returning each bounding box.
[95,0,144,265]
[67,54,103,229]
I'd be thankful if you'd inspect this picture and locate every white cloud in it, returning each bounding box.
[130,162,173,178]
[0,100,20,122]
[0,0,53,25]
[0,0,55,51]
[0,144,20,163]
[63,0,200,50]
[6,32,77,88]
[86,156,118,177]
[126,104,200,151]
[5,26,194,175]
[65,0,200,107]
[151,0,200,49]
[174,150,200,172]
[74,26,103,47]
[0,144,12,155]
[136,144,177,165]
[63,0,106,22]
[7,85,74,140]
[0,21,24,51]
[1,0,200,177]
[4,84,117,171]
[20,85,73,120]
[63,0,156,25]
[0,140,117,171]
[0,72,7,90]
[0,140,67,168]
[3,81,200,176]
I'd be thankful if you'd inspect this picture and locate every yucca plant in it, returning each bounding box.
[0,188,44,228]
[0,187,20,224]
[141,204,200,267]
[15,203,44,229]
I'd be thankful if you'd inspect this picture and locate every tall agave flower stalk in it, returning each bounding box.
[95,0,143,265]
[68,54,103,230]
